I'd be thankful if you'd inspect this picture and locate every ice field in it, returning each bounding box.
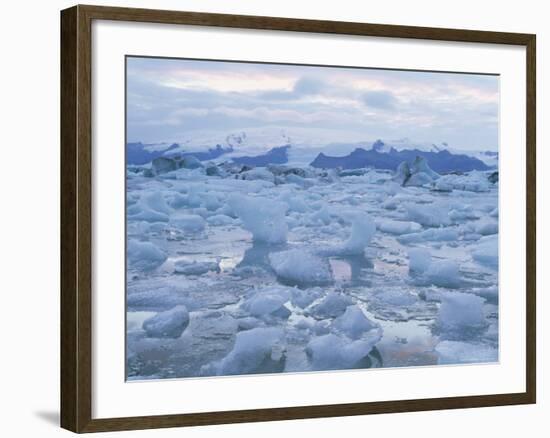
[126,156,499,380]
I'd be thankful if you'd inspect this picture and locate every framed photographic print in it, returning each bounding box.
[60,4,536,433]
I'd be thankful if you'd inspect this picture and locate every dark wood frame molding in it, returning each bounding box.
[61,4,536,433]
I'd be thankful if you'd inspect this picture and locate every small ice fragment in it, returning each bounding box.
[174,260,220,276]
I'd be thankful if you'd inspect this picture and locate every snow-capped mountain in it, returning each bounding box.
[127,129,497,172]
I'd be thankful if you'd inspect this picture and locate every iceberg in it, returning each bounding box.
[229,194,288,244]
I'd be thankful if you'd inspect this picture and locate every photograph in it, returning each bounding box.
[125,56,500,380]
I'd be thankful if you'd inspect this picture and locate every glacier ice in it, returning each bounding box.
[126,141,499,379]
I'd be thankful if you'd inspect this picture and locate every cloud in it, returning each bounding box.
[293,77,324,95]
[362,90,398,110]
[125,57,499,151]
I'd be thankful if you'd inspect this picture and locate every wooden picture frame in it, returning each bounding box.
[61,4,536,433]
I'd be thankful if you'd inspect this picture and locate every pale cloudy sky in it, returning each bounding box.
[126,56,499,151]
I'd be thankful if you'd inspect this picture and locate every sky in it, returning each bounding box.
[126,56,499,151]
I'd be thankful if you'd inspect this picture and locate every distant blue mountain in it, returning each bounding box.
[126,142,180,165]
[126,143,232,165]
[232,145,290,167]
[310,146,491,173]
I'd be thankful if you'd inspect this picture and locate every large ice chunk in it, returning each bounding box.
[332,305,379,340]
[205,327,285,376]
[228,194,288,244]
[433,171,490,192]
[309,292,353,319]
[170,214,206,233]
[425,260,461,288]
[408,248,432,274]
[377,219,421,235]
[404,202,451,227]
[472,234,498,269]
[398,227,459,244]
[127,239,167,271]
[142,305,189,339]
[410,156,440,180]
[269,249,333,286]
[338,211,376,255]
[306,331,382,370]
[240,286,292,318]
[436,292,488,339]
